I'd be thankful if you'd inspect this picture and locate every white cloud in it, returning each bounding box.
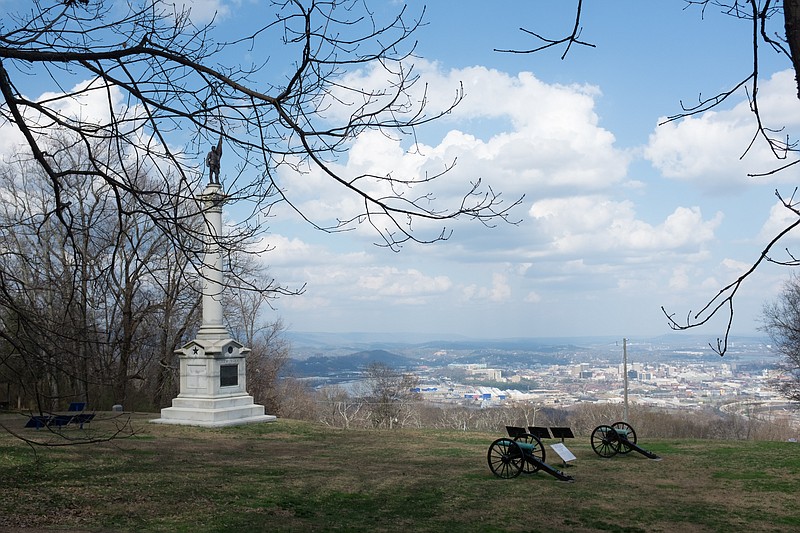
[356,267,453,303]
[260,234,454,306]
[0,79,127,161]
[276,61,632,244]
[38,79,124,125]
[668,266,690,291]
[462,273,512,303]
[720,257,752,275]
[258,234,371,268]
[176,0,231,23]
[409,64,631,195]
[8,5,792,339]
[524,291,542,303]
[757,199,800,244]
[527,196,722,257]
[644,69,800,191]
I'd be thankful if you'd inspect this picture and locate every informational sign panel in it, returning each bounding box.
[550,443,576,463]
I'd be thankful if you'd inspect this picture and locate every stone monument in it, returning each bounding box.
[152,139,275,427]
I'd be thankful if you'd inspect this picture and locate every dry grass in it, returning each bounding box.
[0,412,799,532]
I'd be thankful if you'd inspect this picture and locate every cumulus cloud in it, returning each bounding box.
[8,7,791,338]
[260,234,455,307]
[42,79,124,122]
[258,234,370,268]
[0,79,127,161]
[356,267,453,303]
[274,61,633,249]
[420,65,632,195]
[259,59,761,336]
[757,199,800,244]
[527,196,723,257]
[524,291,542,303]
[668,266,691,291]
[645,69,800,191]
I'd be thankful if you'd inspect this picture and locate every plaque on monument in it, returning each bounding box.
[220,364,238,387]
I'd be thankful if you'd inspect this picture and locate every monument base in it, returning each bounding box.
[151,394,276,427]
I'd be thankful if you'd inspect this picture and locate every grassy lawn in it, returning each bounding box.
[0,412,799,532]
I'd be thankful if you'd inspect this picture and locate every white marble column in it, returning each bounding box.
[197,183,229,341]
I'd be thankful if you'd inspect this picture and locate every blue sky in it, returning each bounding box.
[252,1,800,339]
[6,1,800,341]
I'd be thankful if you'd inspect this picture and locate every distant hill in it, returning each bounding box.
[285,330,618,357]
[285,349,413,377]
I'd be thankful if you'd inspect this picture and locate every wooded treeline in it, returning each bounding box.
[0,137,290,415]
[310,394,798,441]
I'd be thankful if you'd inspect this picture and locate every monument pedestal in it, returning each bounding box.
[152,337,276,427]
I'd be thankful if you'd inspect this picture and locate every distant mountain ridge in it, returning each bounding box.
[285,349,413,377]
[283,331,776,372]
[285,331,771,351]
[284,330,622,356]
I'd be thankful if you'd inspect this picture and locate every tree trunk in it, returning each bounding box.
[784,0,800,99]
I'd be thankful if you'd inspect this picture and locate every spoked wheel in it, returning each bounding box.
[611,421,637,454]
[513,433,546,474]
[591,425,621,458]
[487,438,525,479]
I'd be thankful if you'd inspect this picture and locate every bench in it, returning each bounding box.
[71,413,95,428]
[24,412,95,430]
[24,415,51,429]
[49,414,74,428]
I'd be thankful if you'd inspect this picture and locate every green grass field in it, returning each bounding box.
[1,413,799,532]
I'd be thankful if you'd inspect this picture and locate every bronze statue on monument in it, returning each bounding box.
[205,135,223,185]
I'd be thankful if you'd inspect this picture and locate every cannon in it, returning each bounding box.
[486,426,574,481]
[590,421,660,460]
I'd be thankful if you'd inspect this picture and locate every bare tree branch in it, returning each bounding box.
[494,0,596,58]
[662,188,800,355]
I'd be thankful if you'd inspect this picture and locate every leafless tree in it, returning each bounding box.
[244,319,292,414]
[362,362,419,429]
[270,376,317,420]
[0,135,203,425]
[761,273,800,402]
[316,385,364,429]
[501,1,800,355]
[222,260,292,414]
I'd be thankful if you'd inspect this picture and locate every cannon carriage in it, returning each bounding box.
[590,421,660,460]
[486,426,574,481]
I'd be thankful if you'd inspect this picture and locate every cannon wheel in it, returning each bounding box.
[487,438,525,479]
[591,425,621,458]
[611,421,637,454]
[513,433,546,474]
